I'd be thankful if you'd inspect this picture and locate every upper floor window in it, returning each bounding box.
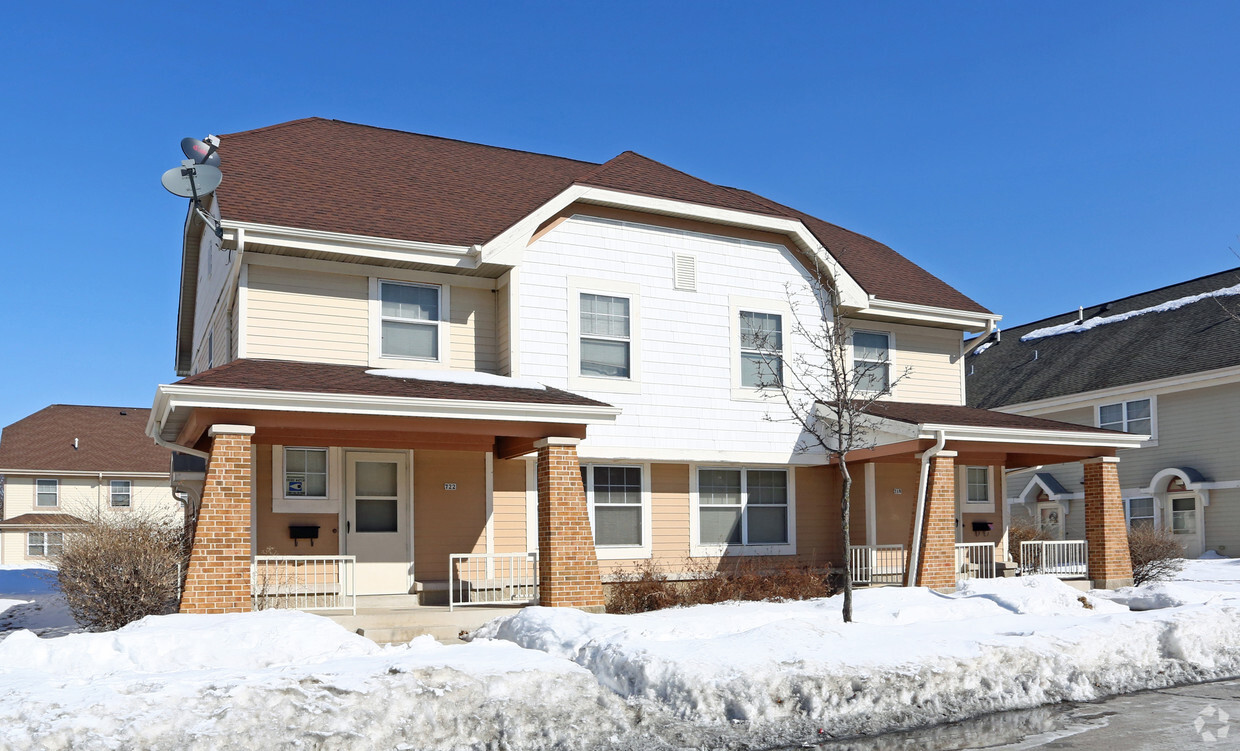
[580,293,631,379]
[380,281,441,360]
[1127,497,1155,529]
[110,480,131,508]
[1099,398,1151,435]
[284,447,329,499]
[965,467,990,504]
[35,479,58,508]
[739,311,782,388]
[853,331,891,392]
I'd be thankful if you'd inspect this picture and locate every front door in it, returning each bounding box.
[1038,503,1063,541]
[345,452,410,595]
[1169,494,1202,558]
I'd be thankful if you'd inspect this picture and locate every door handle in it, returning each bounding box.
[346,520,351,533]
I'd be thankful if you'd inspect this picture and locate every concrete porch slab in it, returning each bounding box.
[317,602,528,645]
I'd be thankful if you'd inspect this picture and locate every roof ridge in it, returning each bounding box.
[1004,265,1240,333]
[577,150,785,217]
[219,117,326,139]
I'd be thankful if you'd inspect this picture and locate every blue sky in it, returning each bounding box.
[1,2,1237,430]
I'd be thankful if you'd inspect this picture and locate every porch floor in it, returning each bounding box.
[315,596,528,645]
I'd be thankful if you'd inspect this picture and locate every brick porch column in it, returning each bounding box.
[906,451,957,590]
[535,438,605,611]
[1082,456,1134,589]
[179,425,255,614]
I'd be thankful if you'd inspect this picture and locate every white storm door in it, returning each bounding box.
[345,452,410,595]
[1169,495,1202,558]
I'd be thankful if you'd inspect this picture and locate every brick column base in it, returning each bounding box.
[536,439,605,611]
[179,425,255,614]
[1083,457,1134,589]
[906,452,957,591]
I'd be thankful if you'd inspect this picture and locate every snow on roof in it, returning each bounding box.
[364,369,548,390]
[1021,282,1240,342]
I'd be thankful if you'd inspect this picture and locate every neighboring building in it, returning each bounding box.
[0,405,184,563]
[967,268,1240,558]
[150,118,1142,615]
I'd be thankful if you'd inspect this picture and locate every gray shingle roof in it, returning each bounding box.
[967,267,1240,409]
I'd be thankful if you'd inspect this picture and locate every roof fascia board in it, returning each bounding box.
[220,220,481,269]
[0,469,170,478]
[857,298,999,332]
[995,364,1240,416]
[244,252,498,291]
[150,383,622,440]
[915,423,1147,449]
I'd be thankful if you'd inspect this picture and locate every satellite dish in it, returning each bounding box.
[180,137,221,167]
[161,161,222,198]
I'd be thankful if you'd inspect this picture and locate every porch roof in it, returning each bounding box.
[0,513,87,528]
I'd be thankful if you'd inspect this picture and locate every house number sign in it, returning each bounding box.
[444,483,457,491]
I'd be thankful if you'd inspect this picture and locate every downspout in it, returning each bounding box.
[908,429,947,586]
[962,317,998,356]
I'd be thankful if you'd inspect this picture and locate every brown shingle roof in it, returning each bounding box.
[176,359,612,408]
[213,118,990,314]
[0,513,87,528]
[860,400,1122,435]
[0,406,170,473]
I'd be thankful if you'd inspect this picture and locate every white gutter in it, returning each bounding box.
[908,429,947,587]
[962,317,999,355]
[151,434,210,461]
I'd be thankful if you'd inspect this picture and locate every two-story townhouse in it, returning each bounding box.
[148,118,1143,615]
[968,268,1240,559]
[0,405,185,563]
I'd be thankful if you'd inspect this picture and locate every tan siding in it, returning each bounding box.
[245,264,369,365]
[449,286,498,373]
[599,463,691,577]
[413,451,487,581]
[796,465,841,565]
[496,281,511,376]
[253,444,340,555]
[492,458,527,553]
[884,323,963,405]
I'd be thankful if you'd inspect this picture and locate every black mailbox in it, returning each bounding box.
[289,525,320,547]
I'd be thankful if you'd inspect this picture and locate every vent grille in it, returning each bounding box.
[674,254,697,292]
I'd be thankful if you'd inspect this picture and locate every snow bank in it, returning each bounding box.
[954,575,1127,616]
[1097,582,1226,611]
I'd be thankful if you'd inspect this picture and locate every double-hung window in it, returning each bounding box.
[27,531,63,557]
[1127,497,1155,529]
[1098,398,1152,436]
[110,480,131,508]
[583,465,644,548]
[739,312,782,388]
[853,331,891,392]
[380,281,441,360]
[283,447,329,499]
[579,293,631,379]
[966,467,989,504]
[35,479,58,508]
[697,468,790,549]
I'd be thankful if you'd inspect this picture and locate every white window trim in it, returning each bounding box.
[568,277,642,394]
[27,531,62,558]
[958,465,995,513]
[582,462,652,560]
[109,480,132,508]
[849,328,897,398]
[1096,396,1158,446]
[1124,496,1158,530]
[689,464,797,557]
[34,478,59,508]
[272,445,343,514]
[368,278,451,369]
[729,296,793,402]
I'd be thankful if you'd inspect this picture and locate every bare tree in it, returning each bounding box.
[750,263,907,622]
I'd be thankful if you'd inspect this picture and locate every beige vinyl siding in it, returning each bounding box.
[492,459,527,553]
[413,451,487,581]
[881,322,964,405]
[449,286,498,373]
[245,264,369,365]
[496,280,511,376]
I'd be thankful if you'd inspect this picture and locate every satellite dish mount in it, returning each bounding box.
[160,136,224,239]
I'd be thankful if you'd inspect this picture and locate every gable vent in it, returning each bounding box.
[673,254,697,292]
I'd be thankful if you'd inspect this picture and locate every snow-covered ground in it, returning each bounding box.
[1,561,1239,750]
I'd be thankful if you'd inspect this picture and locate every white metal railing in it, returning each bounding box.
[449,552,539,611]
[1020,540,1089,579]
[848,544,906,585]
[252,555,356,614]
[954,542,996,581]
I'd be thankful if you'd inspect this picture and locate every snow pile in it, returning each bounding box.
[1097,581,1226,611]
[1021,282,1240,341]
[0,612,628,751]
[477,575,1240,743]
[365,368,547,390]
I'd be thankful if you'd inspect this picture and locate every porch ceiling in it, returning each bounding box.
[177,408,586,458]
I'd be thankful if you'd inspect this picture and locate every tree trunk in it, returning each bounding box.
[839,459,853,623]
